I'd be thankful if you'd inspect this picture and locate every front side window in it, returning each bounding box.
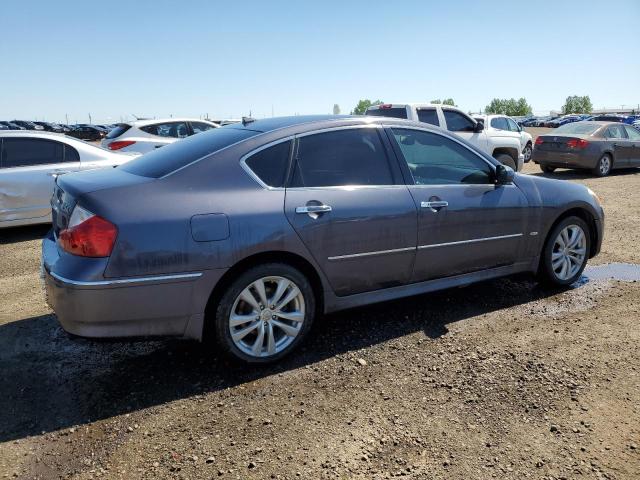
[506,118,520,132]
[417,108,440,126]
[391,128,493,185]
[443,110,476,132]
[244,141,292,188]
[290,128,393,187]
[191,122,216,134]
[490,117,509,130]
[1,138,65,168]
[141,122,190,138]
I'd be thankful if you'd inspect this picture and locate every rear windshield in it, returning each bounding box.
[554,123,601,135]
[120,127,260,178]
[106,124,131,139]
[366,107,408,119]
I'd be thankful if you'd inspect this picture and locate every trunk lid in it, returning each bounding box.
[536,134,591,152]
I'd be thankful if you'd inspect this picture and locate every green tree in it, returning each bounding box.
[353,99,383,115]
[485,97,532,116]
[562,95,592,114]
[442,98,456,106]
[332,104,341,115]
[430,99,441,104]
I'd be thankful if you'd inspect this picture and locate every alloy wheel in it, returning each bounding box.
[551,225,587,281]
[523,145,532,161]
[229,276,305,358]
[599,156,611,176]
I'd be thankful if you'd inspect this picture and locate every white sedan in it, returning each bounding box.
[101,118,218,154]
[0,132,138,228]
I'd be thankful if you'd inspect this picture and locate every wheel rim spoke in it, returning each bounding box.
[270,278,291,307]
[251,322,266,356]
[231,321,260,341]
[230,313,257,327]
[275,286,300,311]
[252,279,269,307]
[239,288,261,312]
[266,322,276,355]
[271,319,299,337]
[275,310,304,322]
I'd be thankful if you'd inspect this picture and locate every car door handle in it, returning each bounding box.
[295,205,332,214]
[421,200,448,210]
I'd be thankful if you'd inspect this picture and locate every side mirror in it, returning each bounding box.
[474,122,484,132]
[495,164,515,184]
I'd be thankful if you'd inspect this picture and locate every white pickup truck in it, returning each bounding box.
[365,103,524,171]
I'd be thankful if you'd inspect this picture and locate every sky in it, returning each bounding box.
[1,0,639,124]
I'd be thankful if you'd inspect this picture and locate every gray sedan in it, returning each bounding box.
[532,121,640,176]
[42,116,604,363]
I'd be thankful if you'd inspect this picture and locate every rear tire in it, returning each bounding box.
[213,263,316,363]
[495,153,517,170]
[541,165,556,173]
[592,154,612,177]
[538,216,590,286]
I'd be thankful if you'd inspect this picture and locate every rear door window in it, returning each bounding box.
[141,122,190,138]
[290,128,394,187]
[106,124,131,139]
[623,126,640,140]
[490,117,509,130]
[606,125,627,139]
[417,108,440,126]
[64,145,80,162]
[1,138,64,168]
[244,141,292,187]
[443,110,476,132]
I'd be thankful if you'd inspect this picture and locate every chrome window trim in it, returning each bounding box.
[327,233,523,261]
[239,136,294,190]
[418,233,523,250]
[49,271,202,287]
[285,184,408,192]
[328,246,415,261]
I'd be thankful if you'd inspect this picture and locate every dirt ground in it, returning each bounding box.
[1,128,639,479]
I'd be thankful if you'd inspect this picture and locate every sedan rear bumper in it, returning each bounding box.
[532,150,599,169]
[42,233,222,340]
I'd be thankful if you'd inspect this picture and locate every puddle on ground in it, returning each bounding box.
[581,263,640,283]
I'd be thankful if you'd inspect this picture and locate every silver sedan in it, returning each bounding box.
[0,132,138,228]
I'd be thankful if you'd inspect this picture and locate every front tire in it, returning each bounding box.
[592,154,612,177]
[523,142,533,162]
[540,165,556,173]
[538,216,590,286]
[495,153,517,171]
[213,263,316,363]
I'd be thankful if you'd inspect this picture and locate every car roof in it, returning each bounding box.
[366,103,457,110]
[128,118,217,127]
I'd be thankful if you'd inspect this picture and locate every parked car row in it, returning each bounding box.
[521,114,640,128]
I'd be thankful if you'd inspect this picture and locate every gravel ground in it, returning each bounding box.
[1,128,639,479]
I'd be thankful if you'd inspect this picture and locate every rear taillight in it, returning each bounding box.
[108,140,136,150]
[59,206,117,257]
[567,138,589,149]
[379,104,393,109]
[535,137,544,145]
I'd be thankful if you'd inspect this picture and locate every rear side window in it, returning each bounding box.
[443,110,476,132]
[191,122,216,134]
[417,108,440,126]
[624,125,640,140]
[244,141,292,187]
[605,125,627,139]
[290,128,393,187]
[365,107,408,119]
[106,124,131,139]
[141,122,189,138]
[64,145,80,162]
[1,138,64,168]
[121,128,260,178]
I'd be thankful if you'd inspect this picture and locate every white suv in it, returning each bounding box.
[474,114,534,163]
[366,104,524,171]
[101,118,218,154]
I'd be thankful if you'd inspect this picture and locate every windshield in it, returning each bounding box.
[554,122,600,135]
[120,127,260,178]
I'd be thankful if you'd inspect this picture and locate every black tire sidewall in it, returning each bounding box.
[496,153,516,170]
[541,216,591,286]
[213,263,316,363]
